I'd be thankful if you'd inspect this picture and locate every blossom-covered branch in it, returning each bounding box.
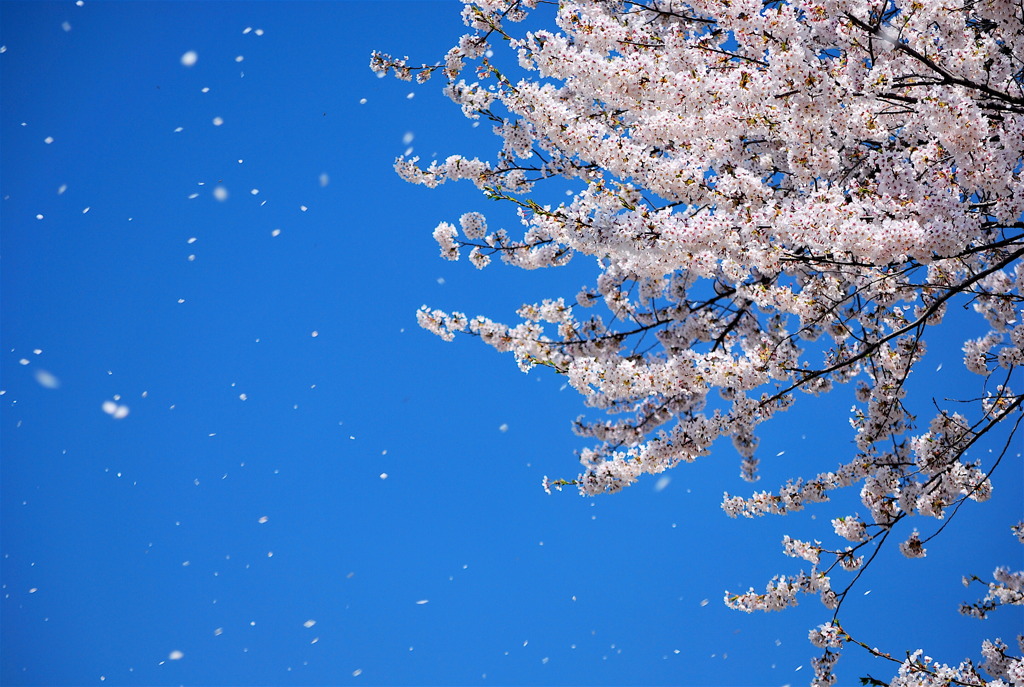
[377,0,1024,683]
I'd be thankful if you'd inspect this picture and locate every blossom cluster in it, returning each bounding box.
[379,0,1024,683]
[960,564,1024,620]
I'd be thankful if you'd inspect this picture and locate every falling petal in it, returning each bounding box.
[34,370,59,389]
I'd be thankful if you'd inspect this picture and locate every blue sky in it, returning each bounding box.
[1,2,1021,686]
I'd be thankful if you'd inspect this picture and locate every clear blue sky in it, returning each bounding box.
[2,2,1020,686]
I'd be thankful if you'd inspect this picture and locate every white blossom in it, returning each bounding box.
[383,1,1024,683]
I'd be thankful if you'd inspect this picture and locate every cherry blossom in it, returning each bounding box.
[377,0,1024,683]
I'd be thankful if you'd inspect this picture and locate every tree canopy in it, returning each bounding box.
[374,1,1024,684]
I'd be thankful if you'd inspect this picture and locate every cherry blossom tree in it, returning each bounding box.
[373,1,1024,684]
